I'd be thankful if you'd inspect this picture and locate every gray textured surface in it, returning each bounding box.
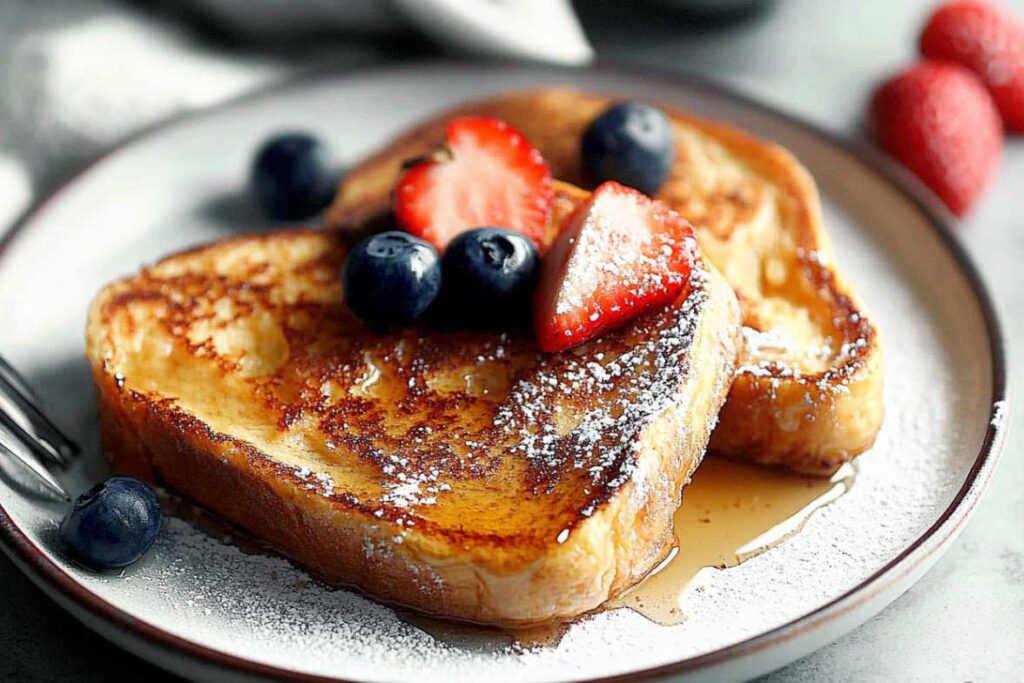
[1,1,1021,681]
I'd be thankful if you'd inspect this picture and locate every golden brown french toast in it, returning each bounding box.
[327,88,883,474]
[86,225,740,625]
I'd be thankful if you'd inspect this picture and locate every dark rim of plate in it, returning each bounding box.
[0,60,1010,683]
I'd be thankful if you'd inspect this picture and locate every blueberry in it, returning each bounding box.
[343,231,442,327]
[60,477,161,569]
[581,102,675,195]
[441,227,539,325]
[250,133,336,220]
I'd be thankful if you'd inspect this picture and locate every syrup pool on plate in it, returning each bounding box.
[608,457,857,625]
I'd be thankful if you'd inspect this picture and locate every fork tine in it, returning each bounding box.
[0,385,72,467]
[0,429,69,500]
[0,408,67,472]
[0,355,79,462]
[0,355,39,400]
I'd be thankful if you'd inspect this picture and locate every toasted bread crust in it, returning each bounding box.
[87,229,740,625]
[326,88,883,473]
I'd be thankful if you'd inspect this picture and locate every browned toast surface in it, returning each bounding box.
[87,227,740,625]
[326,88,884,473]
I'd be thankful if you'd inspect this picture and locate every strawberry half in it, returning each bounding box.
[534,181,697,353]
[394,117,553,251]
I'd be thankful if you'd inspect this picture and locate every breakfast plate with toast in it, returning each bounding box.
[0,62,1007,682]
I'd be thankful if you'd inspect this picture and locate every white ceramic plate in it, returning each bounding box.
[0,62,1009,683]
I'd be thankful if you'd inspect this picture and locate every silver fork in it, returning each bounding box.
[0,354,79,500]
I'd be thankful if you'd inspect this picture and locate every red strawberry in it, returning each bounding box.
[870,61,1001,216]
[534,181,696,353]
[920,0,1024,131]
[394,117,553,251]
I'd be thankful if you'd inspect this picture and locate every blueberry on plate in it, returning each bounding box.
[581,101,675,195]
[343,231,442,327]
[441,227,540,325]
[60,477,161,569]
[250,132,336,220]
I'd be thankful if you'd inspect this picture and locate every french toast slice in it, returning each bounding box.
[86,225,740,625]
[327,88,883,474]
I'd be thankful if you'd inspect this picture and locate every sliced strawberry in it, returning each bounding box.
[394,117,553,251]
[534,181,697,353]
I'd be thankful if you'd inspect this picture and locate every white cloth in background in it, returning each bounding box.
[392,0,592,66]
[1,9,286,192]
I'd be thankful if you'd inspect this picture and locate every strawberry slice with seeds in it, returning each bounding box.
[394,117,553,251]
[534,181,697,353]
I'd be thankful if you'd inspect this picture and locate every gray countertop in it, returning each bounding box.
[2,1,1021,680]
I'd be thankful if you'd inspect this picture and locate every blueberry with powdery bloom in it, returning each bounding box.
[581,101,675,195]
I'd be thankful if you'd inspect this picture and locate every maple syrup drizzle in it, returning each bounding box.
[608,457,857,625]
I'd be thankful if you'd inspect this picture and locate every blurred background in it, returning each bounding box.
[0,1,1021,681]
[0,0,1015,219]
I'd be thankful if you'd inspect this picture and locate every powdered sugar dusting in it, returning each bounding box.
[991,400,1008,430]
[495,264,710,505]
[290,464,336,496]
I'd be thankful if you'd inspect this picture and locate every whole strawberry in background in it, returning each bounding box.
[920,0,1024,132]
[870,61,1002,216]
